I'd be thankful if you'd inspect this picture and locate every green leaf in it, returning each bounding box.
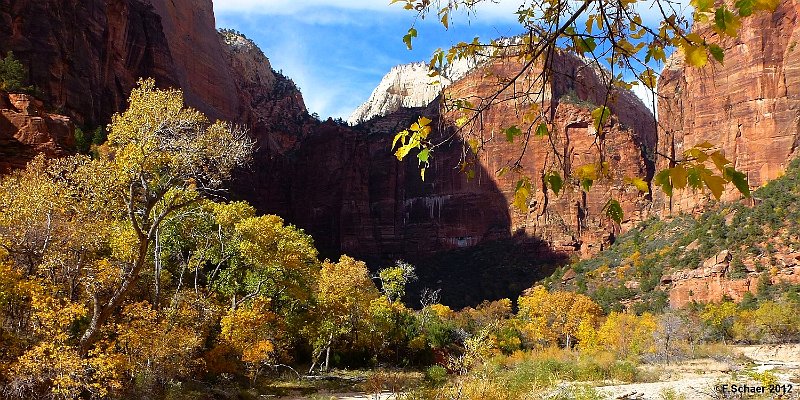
[417,148,431,164]
[654,169,673,196]
[466,169,475,181]
[692,0,714,11]
[403,28,418,50]
[581,178,594,193]
[591,106,611,131]
[504,125,522,142]
[735,0,755,16]
[687,167,703,189]
[574,36,597,54]
[535,123,549,137]
[724,166,751,197]
[714,6,741,37]
[546,172,563,195]
[709,44,725,64]
[604,199,624,224]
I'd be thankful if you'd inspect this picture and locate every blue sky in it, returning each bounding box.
[213,1,526,119]
[213,1,688,119]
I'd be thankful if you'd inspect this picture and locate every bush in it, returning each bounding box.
[424,365,447,386]
[0,52,27,92]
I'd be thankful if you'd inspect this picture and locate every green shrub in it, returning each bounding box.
[0,52,27,92]
[424,365,447,386]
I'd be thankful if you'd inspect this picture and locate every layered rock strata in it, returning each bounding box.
[657,0,800,212]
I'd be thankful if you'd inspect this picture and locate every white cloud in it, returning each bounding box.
[214,0,523,21]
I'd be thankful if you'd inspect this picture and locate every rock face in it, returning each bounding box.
[0,0,310,192]
[0,0,657,264]
[347,57,480,125]
[657,0,800,213]
[0,92,74,174]
[0,0,179,127]
[442,52,656,257]
[335,52,657,260]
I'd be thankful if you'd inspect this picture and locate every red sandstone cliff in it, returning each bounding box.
[0,0,658,264]
[0,92,73,174]
[652,0,800,305]
[657,0,800,213]
[307,51,657,262]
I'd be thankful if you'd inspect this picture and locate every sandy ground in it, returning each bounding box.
[280,392,398,400]
[597,345,800,400]
[280,345,800,399]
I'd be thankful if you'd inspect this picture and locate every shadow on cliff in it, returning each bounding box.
[405,232,568,309]
[230,103,571,310]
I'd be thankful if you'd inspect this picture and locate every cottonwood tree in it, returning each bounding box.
[391,0,768,217]
[75,78,254,353]
[517,286,603,348]
[310,255,380,373]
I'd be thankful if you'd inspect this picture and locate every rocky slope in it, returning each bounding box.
[0,92,73,174]
[555,158,800,310]
[656,0,800,213]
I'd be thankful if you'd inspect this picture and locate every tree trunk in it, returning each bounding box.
[324,345,331,372]
[154,227,161,308]
[79,238,150,355]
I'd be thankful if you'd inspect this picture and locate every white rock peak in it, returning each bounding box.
[347,57,479,125]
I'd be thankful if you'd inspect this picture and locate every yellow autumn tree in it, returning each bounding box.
[310,255,380,373]
[517,286,603,349]
[77,78,253,353]
[591,312,657,359]
[218,297,280,377]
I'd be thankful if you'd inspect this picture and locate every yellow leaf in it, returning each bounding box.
[575,164,598,180]
[467,138,479,154]
[704,174,726,199]
[670,166,688,189]
[640,68,657,89]
[710,150,731,171]
[625,176,649,192]
[755,0,780,11]
[684,44,708,67]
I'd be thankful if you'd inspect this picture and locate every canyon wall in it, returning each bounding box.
[657,0,800,212]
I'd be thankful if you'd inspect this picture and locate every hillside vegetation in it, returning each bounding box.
[545,158,800,314]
